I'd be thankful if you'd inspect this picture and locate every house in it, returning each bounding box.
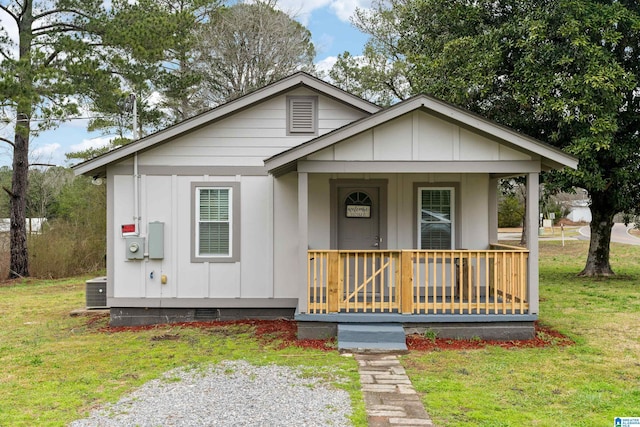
[566,200,592,223]
[74,72,577,340]
[0,218,47,234]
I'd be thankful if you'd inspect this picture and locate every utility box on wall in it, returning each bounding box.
[148,222,164,259]
[125,237,145,260]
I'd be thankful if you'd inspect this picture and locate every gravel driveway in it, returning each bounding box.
[69,360,352,427]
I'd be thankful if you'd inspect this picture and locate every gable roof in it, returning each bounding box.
[264,94,578,175]
[73,72,382,177]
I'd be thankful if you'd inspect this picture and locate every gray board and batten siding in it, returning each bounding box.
[74,72,578,334]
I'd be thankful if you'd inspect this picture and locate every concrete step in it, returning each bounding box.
[338,323,407,352]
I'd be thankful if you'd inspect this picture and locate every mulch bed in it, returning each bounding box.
[406,321,573,351]
[92,316,572,352]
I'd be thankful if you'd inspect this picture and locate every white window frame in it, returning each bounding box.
[191,182,240,263]
[417,187,455,250]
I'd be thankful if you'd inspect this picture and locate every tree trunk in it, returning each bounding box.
[10,118,30,278]
[520,182,527,246]
[9,2,34,278]
[579,194,615,277]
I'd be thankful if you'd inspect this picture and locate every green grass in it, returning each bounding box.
[0,277,365,426]
[403,240,640,426]
[2,241,640,426]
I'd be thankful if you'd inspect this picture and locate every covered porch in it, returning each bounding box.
[264,94,577,340]
[307,245,529,315]
[291,170,541,321]
[290,171,541,341]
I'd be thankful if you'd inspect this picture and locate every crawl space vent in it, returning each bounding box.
[194,308,219,320]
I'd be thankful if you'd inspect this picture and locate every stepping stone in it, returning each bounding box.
[355,354,434,426]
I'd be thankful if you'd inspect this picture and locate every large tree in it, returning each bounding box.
[70,0,317,164]
[0,0,116,278]
[98,0,221,124]
[333,0,640,276]
[79,0,316,162]
[154,0,221,121]
[194,0,316,105]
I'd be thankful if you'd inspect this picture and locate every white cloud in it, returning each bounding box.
[314,32,336,56]
[31,143,61,157]
[65,116,92,129]
[29,143,63,166]
[329,0,374,23]
[275,0,372,25]
[68,136,113,153]
[315,56,338,75]
[276,0,331,25]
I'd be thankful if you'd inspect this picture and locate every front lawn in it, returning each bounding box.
[1,240,638,426]
[404,240,640,426]
[0,278,365,426]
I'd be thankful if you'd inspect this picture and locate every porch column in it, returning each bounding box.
[488,177,500,243]
[297,172,309,314]
[526,172,539,314]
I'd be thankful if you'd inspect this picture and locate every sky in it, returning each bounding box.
[0,0,373,168]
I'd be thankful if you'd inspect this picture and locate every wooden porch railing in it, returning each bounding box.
[307,246,529,315]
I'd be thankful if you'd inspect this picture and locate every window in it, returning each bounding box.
[192,182,240,262]
[197,188,231,256]
[287,96,317,135]
[418,187,454,250]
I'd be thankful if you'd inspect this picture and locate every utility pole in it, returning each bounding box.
[126,93,138,140]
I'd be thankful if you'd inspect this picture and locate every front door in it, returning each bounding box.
[337,187,380,250]
[336,186,385,308]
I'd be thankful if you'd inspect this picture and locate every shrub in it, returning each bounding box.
[28,219,105,278]
[498,194,524,228]
[27,174,106,278]
[0,173,106,279]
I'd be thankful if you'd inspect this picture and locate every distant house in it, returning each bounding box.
[566,200,592,223]
[0,218,47,234]
[74,72,577,339]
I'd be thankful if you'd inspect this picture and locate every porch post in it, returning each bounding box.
[526,172,539,314]
[298,172,309,314]
[488,177,499,243]
[400,251,414,314]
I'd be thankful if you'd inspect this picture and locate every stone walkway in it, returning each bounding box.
[354,353,434,426]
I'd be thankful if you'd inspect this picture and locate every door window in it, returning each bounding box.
[345,191,372,218]
[418,187,454,250]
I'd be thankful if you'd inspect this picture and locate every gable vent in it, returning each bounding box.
[288,96,317,134]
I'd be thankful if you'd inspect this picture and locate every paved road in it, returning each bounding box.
[499,223,640,245]
[578,223,640,246]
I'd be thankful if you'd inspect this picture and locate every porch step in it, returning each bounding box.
[337,323,408,352]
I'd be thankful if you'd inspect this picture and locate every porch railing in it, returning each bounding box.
[307,245,529,315]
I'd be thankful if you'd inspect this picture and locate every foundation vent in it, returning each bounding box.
[194,308,220,321]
